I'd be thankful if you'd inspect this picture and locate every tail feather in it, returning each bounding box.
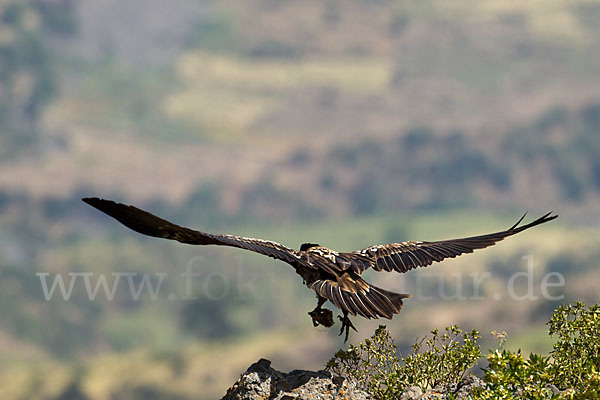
[368,284,410,317]
[310,278,409,320]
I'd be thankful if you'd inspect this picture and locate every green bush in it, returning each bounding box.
[476,302,600,399]
[326,326,402,398]
[475,350,557,399]
[326,325,481,398]
[547,302,600,396]
[327,301,600,399]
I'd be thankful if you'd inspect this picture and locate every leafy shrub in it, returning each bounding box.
[475,350,557,399]
[327,302,600,399]
[476,301,600,400]
[326,326,401,398]
[326,325,481,398]
[547,302,600,396]
[397,326,481,389]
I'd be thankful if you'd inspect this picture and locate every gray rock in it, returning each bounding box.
[222,360,485,400]
[545,384,560,395]
[397,375,485,399]
[399,385,423,399]
[454,375,484,398]
[221,358,373,400]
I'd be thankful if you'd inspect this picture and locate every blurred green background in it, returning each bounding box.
[1,0,599,398]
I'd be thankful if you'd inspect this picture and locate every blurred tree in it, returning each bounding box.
[0,0,76,157]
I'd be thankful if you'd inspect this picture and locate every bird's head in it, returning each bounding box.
[300,242,320,251]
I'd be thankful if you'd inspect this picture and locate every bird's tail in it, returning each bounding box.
[367,284,410,318]
[310,278,410,320]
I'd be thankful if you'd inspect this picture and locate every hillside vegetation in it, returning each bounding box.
[0,0,599,399]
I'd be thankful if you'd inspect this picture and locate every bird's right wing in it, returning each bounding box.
[342,212,558,274]
[82,198,306,266]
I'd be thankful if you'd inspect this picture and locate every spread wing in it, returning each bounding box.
[343,212,558,274]
[309,272,409,319]
[82,198,304,266]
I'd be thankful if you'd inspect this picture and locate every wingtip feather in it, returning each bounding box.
[82,197,106,208]
[509,212,527,230]
[512,211,558,232]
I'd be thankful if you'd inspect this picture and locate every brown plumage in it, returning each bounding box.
[82,197,557,341]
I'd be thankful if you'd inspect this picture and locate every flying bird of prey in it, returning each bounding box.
[82,197,557,341]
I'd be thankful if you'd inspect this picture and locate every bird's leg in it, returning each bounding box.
[308,296,334,328]
[338,311,357,342]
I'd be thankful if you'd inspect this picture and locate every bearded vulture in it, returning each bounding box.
[83,197,557,341]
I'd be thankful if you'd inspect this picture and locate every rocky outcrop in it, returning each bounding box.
[220,358,373,400]
[221,359,485,400]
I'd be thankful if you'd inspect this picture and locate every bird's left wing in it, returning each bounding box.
[341,212,558,274]
[82,198,306,266]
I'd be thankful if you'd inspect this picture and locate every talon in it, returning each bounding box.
[338,313,357,342]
